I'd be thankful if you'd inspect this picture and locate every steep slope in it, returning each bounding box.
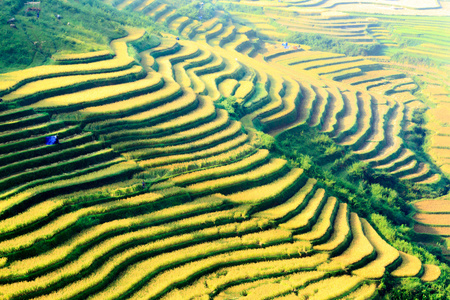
[0,24,443,299]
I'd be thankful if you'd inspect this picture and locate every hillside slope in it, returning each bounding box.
[0,0,448,299]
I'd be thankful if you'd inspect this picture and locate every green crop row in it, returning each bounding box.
[318,86,344,133]
[32,75,165,115]
[339,92,375,151]
[205,23,225,42]
[75,80,184,127]
[294,196,339,244]
[141,0,163,15]
[233,35,252,53]
[313,202,352,256]
[333,90,360,143]
[331,68,364,81]
[346,70,405,86]
[309,85,329,128]
[139,133,249,168]
[318,213,375,272]
[227,168,306,211]
[362,102,405,165]
[154,43,199,76]
[16,219,274,299]
[0,149,117,193]
[352,218,400,279]
[0,195,224,275]
[375,149,415,173]
[194,55,226,77]
[0,113,49,133]
[201,60,246,101]
[12,66,147,107]
[102,232,303,300]
[352,103,394,160]
[219,26,238,48]
[260,79,302,132]
[85,89,190,135]
[150,42,181,60]
[184,21,202,40]
[124,120,243,161]
[171,149,269,186]
[112,103,227,151]
[243,83,270,114]
[0,107,36,123]
[255,178,317,222]
[0,141,105,182]
[171,17,193,34]
[0,132,92,169]
[102,96,217,144]
[0,121,65,145]
[0,159,138,219]
[254,76,286,121]
[172,259,327,300]
[181,48,214,72]
[0,124,79,156]
[293,275,365,300]
[54,51,114,65]
[1,207,253,298]
[315,61,380,76]
[264,48,303,62]
[280,188,327,232]
[153,6,171,21]
[186,158,288,197]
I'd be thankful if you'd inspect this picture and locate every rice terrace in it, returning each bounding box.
[0,0,449,298]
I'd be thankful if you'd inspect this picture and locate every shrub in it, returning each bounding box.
[287,32,382,57]
[177,1,215,21]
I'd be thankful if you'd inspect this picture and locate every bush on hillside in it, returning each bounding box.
[287,32,382,57]
[391,52,438,67]
[178,1,216,21]
[217,2,264,15]
[0,0,165,72]
[130,31,160,52]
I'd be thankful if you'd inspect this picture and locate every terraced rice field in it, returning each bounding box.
[0,2,447,298]
[262,47,440,183]
[413,196,450,257]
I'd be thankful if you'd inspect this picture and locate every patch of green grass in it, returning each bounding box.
[0,0,166,73]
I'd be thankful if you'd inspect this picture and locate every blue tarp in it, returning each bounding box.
[45,135,59,145]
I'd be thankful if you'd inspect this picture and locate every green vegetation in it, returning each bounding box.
[216,95,244,119]
[176,0,216,21]
[275,125,450,297]
[275,127,445,223]
[216,2,264,15]
[287,32,382,57]
[0,0,448,298]
[0,0,166,72]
